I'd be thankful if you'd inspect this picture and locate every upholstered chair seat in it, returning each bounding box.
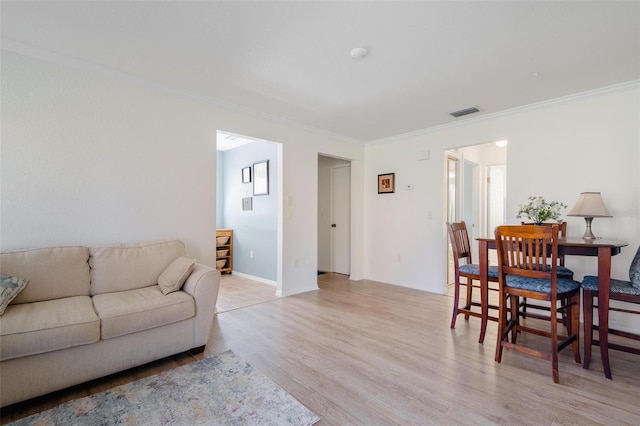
[550,266,574,278]
[506,275,581,294]
[459,264,499,278]
[582,275,640,295]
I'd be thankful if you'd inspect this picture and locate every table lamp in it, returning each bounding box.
[567,192,612,240]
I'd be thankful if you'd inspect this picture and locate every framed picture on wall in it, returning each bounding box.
[242,167,252,183]
[242,197,253,211]
[253,160,269,196]
[378,173,395,194]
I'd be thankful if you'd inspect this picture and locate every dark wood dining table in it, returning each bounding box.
[476,235,628,379]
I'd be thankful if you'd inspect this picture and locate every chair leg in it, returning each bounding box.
[569,293,581,364]
[450,279,461,329]
[464,278,472,320]
[495,291,508,362]
[582,289,595,369]
[479,278,491,345]
[550,304,559,384]
[510,296,519,344]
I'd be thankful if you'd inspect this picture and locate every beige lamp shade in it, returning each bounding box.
[567,192,612,217]
[568,192,611,240]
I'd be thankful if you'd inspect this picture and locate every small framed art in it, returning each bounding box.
[378,173,395,194]
[253,160,269,196]
[242,197,253,211]
[242,167,252,183]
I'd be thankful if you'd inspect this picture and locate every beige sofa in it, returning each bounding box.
[0,240,220,407]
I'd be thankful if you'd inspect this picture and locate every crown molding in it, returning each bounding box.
[1,38,362,146]
[366,79,640,146]
[4,38,637,147]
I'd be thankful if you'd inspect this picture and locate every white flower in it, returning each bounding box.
[517,196,567,224]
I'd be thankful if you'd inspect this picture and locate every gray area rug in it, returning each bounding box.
[10,350,320,425]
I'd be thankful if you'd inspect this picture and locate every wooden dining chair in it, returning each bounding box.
[447,221,499,343]
[494,224,581,383]
[582,245,640,379]
[519,221,574,323]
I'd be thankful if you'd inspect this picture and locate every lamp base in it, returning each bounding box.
[581,216,596,240]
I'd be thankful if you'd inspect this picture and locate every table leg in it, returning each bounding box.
[478,240,489,344]
[582,288,593,370]
[598,247,612,380]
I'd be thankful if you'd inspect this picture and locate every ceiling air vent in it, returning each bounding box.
[450,106,481,118]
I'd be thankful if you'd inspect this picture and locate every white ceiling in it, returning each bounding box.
[216,130,255,152]
[2,1,639,143]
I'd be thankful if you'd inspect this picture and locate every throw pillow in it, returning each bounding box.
[0,275,29,315]
[629,246,640,289]
[158,256,195,295]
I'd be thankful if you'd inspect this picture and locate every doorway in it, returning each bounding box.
[216,130,282,297]
[445,142,507,286]
[317,155,351,275]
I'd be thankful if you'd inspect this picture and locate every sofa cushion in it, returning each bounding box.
[92,285,195,339]
[0,246,90,303]
[0,275,28,315]
[158,256,196,295]
[89,240,186,295]
[0,296,100,361]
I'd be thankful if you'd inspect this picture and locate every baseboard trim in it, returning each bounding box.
[230,271,277,287]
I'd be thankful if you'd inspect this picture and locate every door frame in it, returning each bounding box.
[317,154,352,276]
[330,163,351,275]
[444,143,507,288]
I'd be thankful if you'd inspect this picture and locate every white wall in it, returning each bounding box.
[1,52,219,262]
[216,152,225,229]
[1,50,366,297]
[365,82,640,292]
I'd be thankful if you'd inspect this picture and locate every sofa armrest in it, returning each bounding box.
[182,263,220,347]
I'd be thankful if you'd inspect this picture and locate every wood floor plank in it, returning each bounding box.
[2,273,639,425]
[215,273,278,313]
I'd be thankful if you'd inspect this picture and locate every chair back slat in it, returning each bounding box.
[495,225,560,293]
[447,221,472,263]
[521,221,567,266]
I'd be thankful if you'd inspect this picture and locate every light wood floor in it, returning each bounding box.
[2,274,640,425]
[216,273,279,313]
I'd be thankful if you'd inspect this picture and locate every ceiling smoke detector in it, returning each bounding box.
[350,47,368,59]
[450,106,481,118]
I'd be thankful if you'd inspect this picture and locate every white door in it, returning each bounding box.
[331,164,350,275]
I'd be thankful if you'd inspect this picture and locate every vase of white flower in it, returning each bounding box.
[517,196,567,224]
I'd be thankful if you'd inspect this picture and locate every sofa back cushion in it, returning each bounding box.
[0,246,90,303]
[89,240,186,295]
